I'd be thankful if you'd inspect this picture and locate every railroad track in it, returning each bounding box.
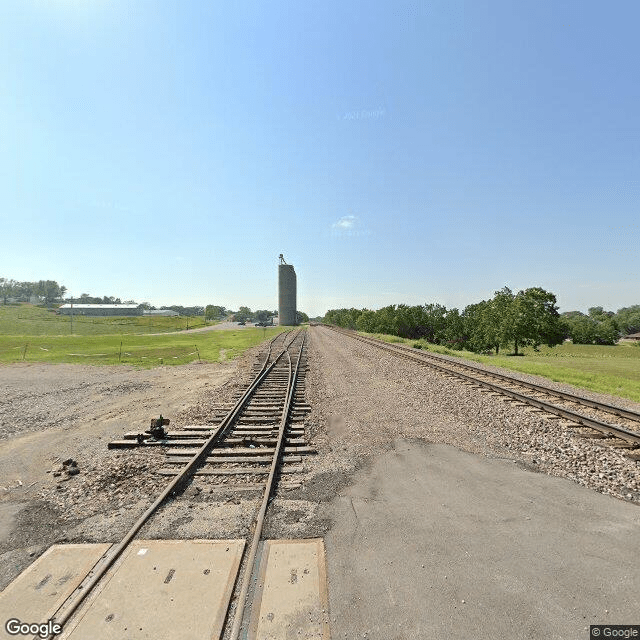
[322,324,640,457]
[155,330,313,492]
[40,328,310,639]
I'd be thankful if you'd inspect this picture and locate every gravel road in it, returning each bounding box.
[147,321,260,335]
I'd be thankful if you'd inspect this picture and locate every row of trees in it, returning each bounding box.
[0,278,67,305]
[230,307,309,324]
[158,305,205,316]
[69,293,130,304]
[0,280,138,307]
[324,288,639,353]
[233,306,272,323]
[205,305,228,321]
[560,305,640,345]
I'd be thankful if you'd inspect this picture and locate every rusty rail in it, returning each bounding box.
[42,330,297,639]
[324,325,640,447]
[228,330,307,639]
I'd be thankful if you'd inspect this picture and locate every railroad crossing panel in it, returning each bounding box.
[0,543,112,640]
[60,539,244,640]
[248,538,330,640]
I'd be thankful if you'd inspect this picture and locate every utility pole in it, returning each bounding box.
[70,298,73,334]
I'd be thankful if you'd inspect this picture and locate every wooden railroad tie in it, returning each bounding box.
[156,465,305,476]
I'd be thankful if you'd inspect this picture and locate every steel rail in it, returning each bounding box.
[325,325,640,447]
[43,330,295,639]
[228,330,307,640]
[398,341,640,423]
[328,325,640,423]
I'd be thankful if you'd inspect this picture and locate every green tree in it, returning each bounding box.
[205,305,227,321]
[356,309,377,332]
[0,278,17,304]
[442,308,465,349]
[255,309,273,322]
[461,295,508,354]
[595,317,619,345]
[564,311,620,344]
[36,280,65,305]
[569,315,598,343]
[501,287,564,355]
[462,300,493,352]
[487,287,515,354]
[373,305,396,334]
[588,306,615,321]
[615,305,640,335]
[235,306,252,322]
[392,304,414,338]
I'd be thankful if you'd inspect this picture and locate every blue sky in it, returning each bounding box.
[1,1,638,317]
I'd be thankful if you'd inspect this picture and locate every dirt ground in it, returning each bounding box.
[1,326,639,639]
[0,357,247,590]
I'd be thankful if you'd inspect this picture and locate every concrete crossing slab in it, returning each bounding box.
[248,538,330,640]
[0,543,111,640]
[60,539,244,640]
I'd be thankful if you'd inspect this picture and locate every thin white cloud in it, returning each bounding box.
[331,215,371,237]
[332,215,357,230]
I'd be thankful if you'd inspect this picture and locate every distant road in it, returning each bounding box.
[147,321,274,336]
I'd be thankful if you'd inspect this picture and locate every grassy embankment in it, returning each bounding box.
[362,332,640,403]
[0,304,289,367]
[0,303,208,335]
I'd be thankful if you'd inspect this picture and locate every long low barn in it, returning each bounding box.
[143,309,179,317]
[57,304,143,316]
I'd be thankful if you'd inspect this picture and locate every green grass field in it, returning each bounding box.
[0,303,210,335]
[0,304,289,367]
[362,332,640,403]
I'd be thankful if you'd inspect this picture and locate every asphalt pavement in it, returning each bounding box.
[322,441,640,640]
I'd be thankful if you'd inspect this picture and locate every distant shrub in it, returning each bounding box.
[413,342,422,349]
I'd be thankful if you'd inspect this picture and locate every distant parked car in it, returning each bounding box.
[255,322,264,326]
[238,321,246,325]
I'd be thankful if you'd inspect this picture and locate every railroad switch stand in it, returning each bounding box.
[143,415,170,441]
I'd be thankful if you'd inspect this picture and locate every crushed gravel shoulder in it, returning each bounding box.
[392,340,640,414]
[300,326,640,506]
[1,325,638,617]
[0,353,258,590]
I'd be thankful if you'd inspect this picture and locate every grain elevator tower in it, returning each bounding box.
[278,254,297,325]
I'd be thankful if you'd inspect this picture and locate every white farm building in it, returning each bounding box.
[143,309,180,317]
[57,304,143,317]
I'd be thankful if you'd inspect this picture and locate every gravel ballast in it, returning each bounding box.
[1,326,637,596]
[306,326,640,505]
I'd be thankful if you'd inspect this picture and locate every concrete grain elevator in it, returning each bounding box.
[278,254,297,325]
